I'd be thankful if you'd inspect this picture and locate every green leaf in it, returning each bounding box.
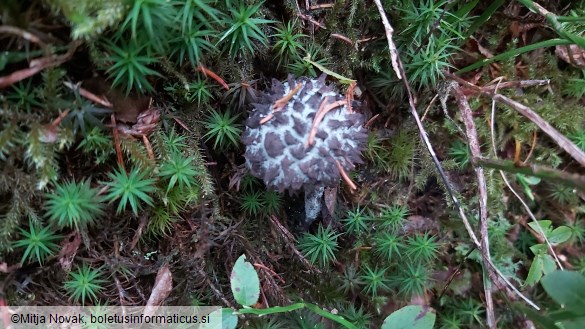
[230,254,260,307]
[525,252,557,287]
[305,303,359,329]
[528,220,552,236]
[524,175,542,185]
[563,317,585,329]
[542,271,585,315]
[382,305,436,329]
[303,54,355,84]
[549,226,572,245]
[513,302,559,329]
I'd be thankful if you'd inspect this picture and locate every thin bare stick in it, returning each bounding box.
[269,215,320,273]
[522,131,538,164]
[331,33,354,47]
[476,158,585,191]
[63,81,113,108]
[111,114,125,171]
[421,94,439,122]
[0,26,44,47]
[453,87,495,328]
[443,71,585,166]
[372,0,402,80]
[297,13,326,29]
[254,263,286,284]
[309,3,334,10]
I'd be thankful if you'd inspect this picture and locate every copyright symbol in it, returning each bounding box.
[11,313,19,323]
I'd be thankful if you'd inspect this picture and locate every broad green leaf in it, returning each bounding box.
[517,174,540,201]
[563,317,585,329]
[549,226,572,245]
[513,302,559,329]
[528,220,552,237]
[524,175,542,185]
[200,308,237,329]
[542,254,557,276]
[382,305,436,329]
[230,254,260,307]
[525,254,544,287]
[529,243,547,256]
[542,271,585,315]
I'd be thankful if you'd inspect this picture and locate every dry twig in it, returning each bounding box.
[63,81,113,108]
[0,40,81,89]
[452,87,495,328]
[269,215,320,273]
[372,0,539,319]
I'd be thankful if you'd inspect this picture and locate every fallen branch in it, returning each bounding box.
[476,157,585,191]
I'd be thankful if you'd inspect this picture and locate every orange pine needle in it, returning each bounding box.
[143,135,155,160]
[306,99,345,147]
[111,114,125,171]
[197,65,229,90]
[260,83,303,125]
[50,109,70,128]
[334,159,357,191]
[345,81,356,113]
[259,113,274,125]
[514,138,521,166]
[273,83,302,111]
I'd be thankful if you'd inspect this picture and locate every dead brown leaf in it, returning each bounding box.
[556,44,585,68]
[144,264,173,316]
[323,187,337,216]
[59,231,81,272]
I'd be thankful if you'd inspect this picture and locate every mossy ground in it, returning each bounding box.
[1,0,585,328]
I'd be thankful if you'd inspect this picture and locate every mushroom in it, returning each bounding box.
[242,75,367,227]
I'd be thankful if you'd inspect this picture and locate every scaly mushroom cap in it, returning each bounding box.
[242,75,367,193]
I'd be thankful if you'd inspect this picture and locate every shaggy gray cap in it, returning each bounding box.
[242,75,367,193]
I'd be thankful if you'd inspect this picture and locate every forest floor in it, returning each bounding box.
[1,1,585,328]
